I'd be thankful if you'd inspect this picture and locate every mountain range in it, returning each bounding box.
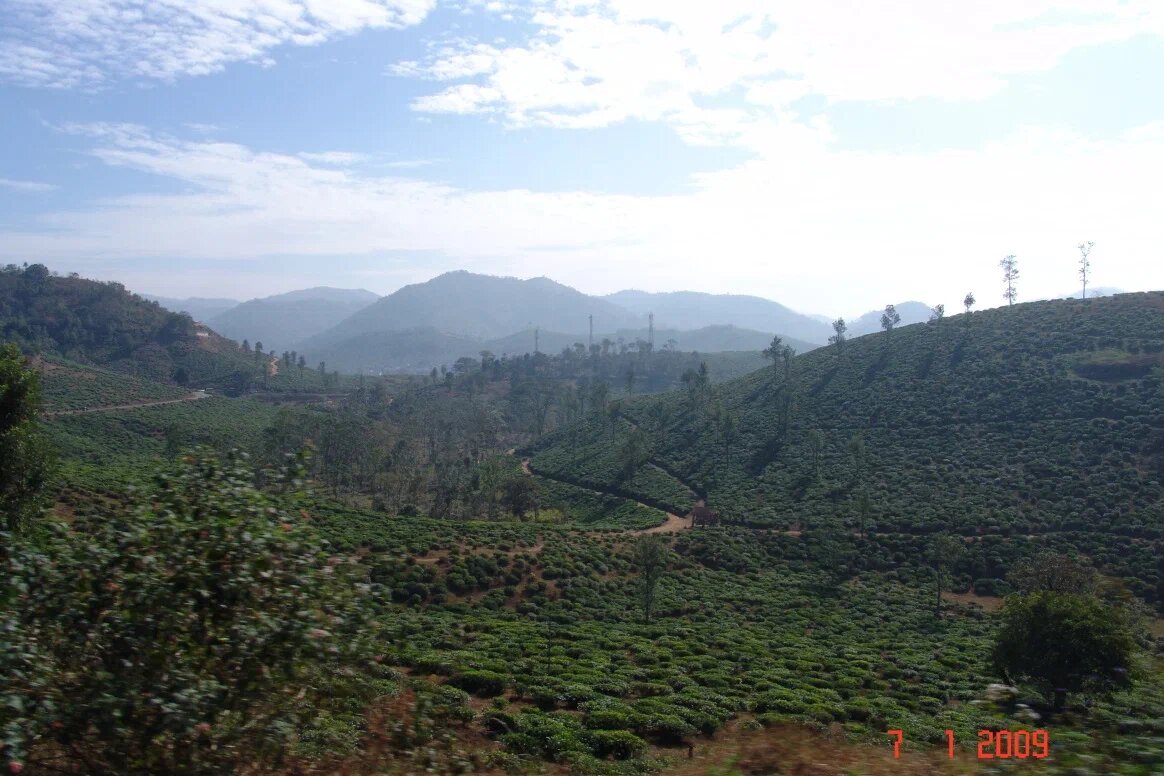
[143,271,1129,376]
[205,287,379,352]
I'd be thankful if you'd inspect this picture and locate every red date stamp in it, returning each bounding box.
[888,729,1049,760]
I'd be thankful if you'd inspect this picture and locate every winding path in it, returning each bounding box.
[44,390,211,418]
[519,456,694,535]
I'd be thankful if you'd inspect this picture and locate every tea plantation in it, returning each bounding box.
[529,293,1164,608]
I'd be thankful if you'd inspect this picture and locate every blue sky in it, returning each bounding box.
[1,0,1162,318]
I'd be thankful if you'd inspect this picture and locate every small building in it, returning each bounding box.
[689,505,721,528]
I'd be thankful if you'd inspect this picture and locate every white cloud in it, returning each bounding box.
[400,0,1163,144]
[0,177,57,192]
[1,122,1162,315]
[0,0,437,88]
[298,151,368,165]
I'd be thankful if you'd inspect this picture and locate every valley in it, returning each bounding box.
[1,265,1162,775]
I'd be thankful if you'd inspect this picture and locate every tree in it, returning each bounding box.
[1008,552,1098,596]
[318,361,326,376]
[993,592,1137,710]
[828,318,846,353]
[781,345,795,381]
[963,292,975,314]
[1000,254,1019,305]
[624,365,635,395]
[241,339,250,353]
[928,303,945,324]
[880,304,901,339]
[632,535,667,623]
[501,476,538,520]
[0,450,386,774]
[1078,240,1095,299]
[297,354,306,372]
[618,428,650,483]
[589,380,609,416]
[928,534,963,619]
[253,340,263,362]
[0,344,54,533]
[762,335,784,376]
[805,429,824,480]
[846,434,866,489]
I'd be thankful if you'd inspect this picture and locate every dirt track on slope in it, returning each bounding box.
[44,390,211,418]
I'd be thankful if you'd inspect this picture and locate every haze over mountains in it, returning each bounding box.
[206,287,379,352]
[141,295,240,323]
[604,290,835,343]
[292,272,836,373]
[139,270,1140,376]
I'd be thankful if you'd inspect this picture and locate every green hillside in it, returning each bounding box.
[34,355,191,413]
[0,264,261,388]
[529,293,1164,592]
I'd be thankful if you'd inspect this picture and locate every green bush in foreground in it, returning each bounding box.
[0,450,391,774]
[993,591,1139,709]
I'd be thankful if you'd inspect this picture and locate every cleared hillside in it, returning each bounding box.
[530,292,1164,540]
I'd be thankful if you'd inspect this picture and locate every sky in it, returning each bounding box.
[1,0,1162,319]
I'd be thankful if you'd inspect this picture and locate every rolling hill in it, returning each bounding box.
[208,286,378,352]
[528,291,1164,601]
[605,289,834,344]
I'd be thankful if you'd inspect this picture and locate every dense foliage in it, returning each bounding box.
[0,451,392,774]
[0,264,349,397]
[0,343,53,532]
[993,591,1138,705]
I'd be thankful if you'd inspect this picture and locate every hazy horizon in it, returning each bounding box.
[127,268,1139,323]
[3,2,1162,317]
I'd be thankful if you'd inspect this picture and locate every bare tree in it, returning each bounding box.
[963,292,975,314]
[1000,255,1019,306]
[1078,241,1095,299]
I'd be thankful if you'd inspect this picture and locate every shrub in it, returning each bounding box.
[0,450,384,774]
[449,670,507,697]
[584,729,648,760]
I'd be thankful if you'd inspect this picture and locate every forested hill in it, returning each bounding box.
[529,292,1164,541]
[0,264,259,389]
